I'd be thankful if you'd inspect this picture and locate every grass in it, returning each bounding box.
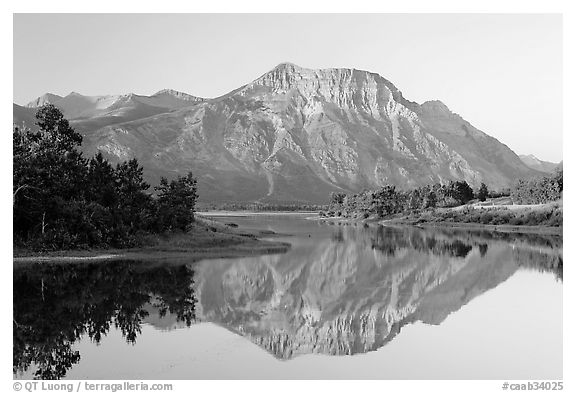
[416,203,563,227]
[318,199,563,235]
[375,202,564,235]
[13,217,291,262]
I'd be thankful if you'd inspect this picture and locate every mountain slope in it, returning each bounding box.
[15,63,540,203]
[13,104,38,131]
[519,154,559,173]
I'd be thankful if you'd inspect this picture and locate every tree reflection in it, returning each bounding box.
[13,261,196,379]
[479,243,488,257]
[370,226,473,258]
[514,249,563,281]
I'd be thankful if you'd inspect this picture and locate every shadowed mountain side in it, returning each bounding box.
[14,63,540,203]
[192,226,561,359]
[13,104,39,131]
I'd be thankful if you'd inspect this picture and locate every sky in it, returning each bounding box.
[13,13,562,162]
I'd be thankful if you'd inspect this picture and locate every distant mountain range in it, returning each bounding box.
[518,154,559,174]
[14,63,547,203]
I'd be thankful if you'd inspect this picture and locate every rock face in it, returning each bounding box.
[16,63,539,203]
[519,154,559,174]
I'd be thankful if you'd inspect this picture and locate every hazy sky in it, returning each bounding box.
[13,14,562,162]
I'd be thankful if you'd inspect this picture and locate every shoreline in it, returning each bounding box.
[314,215,562,236]
[13,217,291,264]
[383,219,562,236]
[13,240,291,264]
[197,211,317,217]
[14,209,562,263]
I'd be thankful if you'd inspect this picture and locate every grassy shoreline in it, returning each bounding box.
[315,215,561,235]
[13,217,291,264]
[381,218,562,236]
[315,201,563,236]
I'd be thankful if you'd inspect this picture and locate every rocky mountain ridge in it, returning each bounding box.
[14,63,542,203]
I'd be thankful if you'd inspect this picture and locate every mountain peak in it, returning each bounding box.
[252,63,392,90]
[151,89,203,101]
[419,100,455,117]
[519,154,539,161]
[67,91,85,98]
[153,88,183,96]
[519,154,559,173]
[25,93,63,108]
[422,100,450,111]
[243,63,408,112]
[273,62,303,71]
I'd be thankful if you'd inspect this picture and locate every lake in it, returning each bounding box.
[13,214,563,380]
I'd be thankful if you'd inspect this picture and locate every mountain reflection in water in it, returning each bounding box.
[13,223,562,379]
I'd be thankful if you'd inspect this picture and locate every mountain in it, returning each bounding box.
[519,154,559,173]
[23,89,206,132]
[15,63,540,203]
[13,103,38,130]
[25,93,63,108]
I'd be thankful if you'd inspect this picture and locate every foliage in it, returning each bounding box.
[325,171,563,223]
[13,105,199,250]
[448,181,474,205]
[197,201,327,212]
[325,180,480,219]
[13,261,196,379]
[155,173,198,231]
[477,183,489,202]
[511,169,563,204]
[415,204,562,227]
[329,192,347,207]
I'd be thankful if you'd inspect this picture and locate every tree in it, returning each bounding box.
[13,105,87,244]
[407,188,424,211]
[329,192,346,206]
[14,105,160,249]
[372,185,398,217]
[422,189,437,208]
[87,152,117,207]
[33,104,83,152]
[477,183,488,202]
[449,181,474,205]
[155,172,198,231]
[511,170,562,204]
[115,159,153,231]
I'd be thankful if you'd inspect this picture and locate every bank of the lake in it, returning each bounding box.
[13,217,291,264]
[315,201,563,236]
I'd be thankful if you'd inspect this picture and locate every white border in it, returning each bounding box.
[3,2,573,392]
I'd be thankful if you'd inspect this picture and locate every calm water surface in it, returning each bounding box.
[13,215,563,379]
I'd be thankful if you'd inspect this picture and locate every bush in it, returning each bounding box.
[511,170,562,204]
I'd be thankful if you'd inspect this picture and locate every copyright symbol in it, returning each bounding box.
[13,382,22,391]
